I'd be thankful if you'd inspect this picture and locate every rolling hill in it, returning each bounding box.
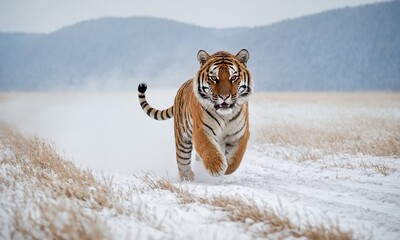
[0,1,399,91]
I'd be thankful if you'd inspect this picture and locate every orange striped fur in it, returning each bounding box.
[138,49,252,181]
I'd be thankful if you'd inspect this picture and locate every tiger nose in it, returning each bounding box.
[218,94,230,101]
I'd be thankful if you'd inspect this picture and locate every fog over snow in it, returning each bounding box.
[0,91,179,176]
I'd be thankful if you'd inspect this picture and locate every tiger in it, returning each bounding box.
[137,49,253,181]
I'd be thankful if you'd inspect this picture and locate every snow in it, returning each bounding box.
[0,91,399,239]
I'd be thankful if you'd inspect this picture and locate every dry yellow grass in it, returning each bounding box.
[141,175,355,240]
[0,121,118,239]
[12,198,108,240]
[256,118,399,157]
[252,92,400,172]
[0,121,118,210]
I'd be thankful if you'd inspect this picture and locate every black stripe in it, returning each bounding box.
[177,139,192,150]
[184,115,190,130]
[199,92,208,99]
[160,111,166,120]
[187,127,193,136]
[229,108,242,122]
[166,108,172,118]
[187,116,193,128]
[177,160,191,166]
[138,95,146,99]
[229,123,246,138]
[154,110,159,120]
[245,69,250,80]
[198,76,207,99]
[238,67,246,83]
[203,106,222,128]
[140,102,148,109]
[177,153,191,160]
[146,108,153,116]
[177,146,192,154]
[241,92,249,97]
[201,120,216,136]
[213,59,228,65]
[186,132,192,139]
[186,129,192,137]
[213,59,234,66]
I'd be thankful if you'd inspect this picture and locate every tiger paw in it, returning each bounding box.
[204,158,228,177]
[224,164,238,175]
[179,170,194,182]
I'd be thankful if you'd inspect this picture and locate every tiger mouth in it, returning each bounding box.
[215,102,234,110]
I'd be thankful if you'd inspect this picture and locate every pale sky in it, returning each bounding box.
[0,0,389,33]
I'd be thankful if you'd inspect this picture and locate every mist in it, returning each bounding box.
[0,90,188,177]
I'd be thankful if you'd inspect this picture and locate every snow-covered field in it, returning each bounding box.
[0,91,399,239]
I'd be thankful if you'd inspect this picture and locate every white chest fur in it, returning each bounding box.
[202,106,246,145]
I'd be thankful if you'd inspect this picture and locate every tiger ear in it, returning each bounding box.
[236,49,249,64]
[197,50,210,65]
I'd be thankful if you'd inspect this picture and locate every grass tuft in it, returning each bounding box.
[0,121,118,210]
[140,175,355,239]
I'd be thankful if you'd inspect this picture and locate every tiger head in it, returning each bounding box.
[194,49,253,115]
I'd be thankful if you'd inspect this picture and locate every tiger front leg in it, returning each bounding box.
[193,128,227,177]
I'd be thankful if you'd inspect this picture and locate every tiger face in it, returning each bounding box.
[194,49,252,115]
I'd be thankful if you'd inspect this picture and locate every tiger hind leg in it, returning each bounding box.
[176,140,194,181]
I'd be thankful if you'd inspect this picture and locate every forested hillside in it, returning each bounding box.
[0,1,399,91]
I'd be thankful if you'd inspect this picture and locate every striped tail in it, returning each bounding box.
[138,83,174,120]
